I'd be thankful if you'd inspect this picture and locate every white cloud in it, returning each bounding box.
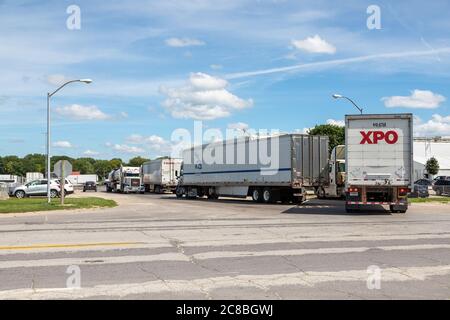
[382,90,446,109]
[210,64,223,70]
[414,114,450,137]
[160,72,253,120]
[55,104,111,121]
[228,122,249,131]
[126,134,171,152]
[189,72,228,90]
[112,144,145,154]
[83,150,100,156]
[326,119,345,127]
[53,141,72,148]
[291,35,336,54]
[120,111,129,118]
[165,37,205,47]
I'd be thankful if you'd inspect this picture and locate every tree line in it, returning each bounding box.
[0,155,150,179]
[0,124,346,179]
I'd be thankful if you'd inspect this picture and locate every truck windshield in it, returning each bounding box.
[125,173,140,177]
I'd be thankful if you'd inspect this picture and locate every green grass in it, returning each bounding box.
[0,197,117,214]
[409,196,450,204]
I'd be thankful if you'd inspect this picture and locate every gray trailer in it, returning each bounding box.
[176,134,329,203]
[141,158,182,193]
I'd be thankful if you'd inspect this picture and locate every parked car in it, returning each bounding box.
[12,180,61,199]
[54,179,74,195]
[410,184,430,198]
[432,179,450,196]
[433,176,450,184]
[83,181,97,192]
[414,179,432,186]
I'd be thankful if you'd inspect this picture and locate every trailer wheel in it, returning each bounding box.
[316,187,325,199]
[176,187,185,199]
[262,188,274,204]
[252,188,263,203]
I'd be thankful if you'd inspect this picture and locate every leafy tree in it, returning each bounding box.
[127,156,150,167]
[109,158,123,170]
[73,158,94,174]
[2,156,25,176]
[94,160,113,180]
[308,124,345,154]
[425,157,440,176]
[22,154,46,173]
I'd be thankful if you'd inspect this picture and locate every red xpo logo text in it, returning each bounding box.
[360,131,399,144]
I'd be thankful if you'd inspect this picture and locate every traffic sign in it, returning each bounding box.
[54,160,72,179]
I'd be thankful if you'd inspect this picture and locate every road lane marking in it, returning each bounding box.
[1,243,449,269]
[1,264,449,299]
[193,244,450,260]
[0,242,145,251]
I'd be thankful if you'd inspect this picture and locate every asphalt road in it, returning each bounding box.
[0,190,450,300]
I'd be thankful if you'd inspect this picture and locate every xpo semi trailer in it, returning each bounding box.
[345,114,413,213]
[141,158,183,193]
[176,134,329,203]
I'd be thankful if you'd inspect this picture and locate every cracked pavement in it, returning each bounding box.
[0,190,450,299]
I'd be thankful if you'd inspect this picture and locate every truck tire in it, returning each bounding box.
[316,187,325,199]
[155,186,161,194]
[262,188,274,204]
[176,187,185,199]
[252,188,263,203]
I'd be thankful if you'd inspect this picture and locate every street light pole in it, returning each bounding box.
[332,94,363,114]
[47,92,51,204]
[46,79,92,204]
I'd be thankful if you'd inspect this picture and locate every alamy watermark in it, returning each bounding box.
[367,5,382,30]
[66,265,81,289]
[367,265,382,290]
[170,121,281,176]
[66,5,81,30]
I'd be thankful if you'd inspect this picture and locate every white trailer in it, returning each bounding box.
[177,134,329,203]
[67,174,98,185]
[106,166,144,194]
[141,158,182,193]
[345,114,413,213]
[26,172,44,182]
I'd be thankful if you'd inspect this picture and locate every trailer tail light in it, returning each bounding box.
[398,188,409,197]
[348,187,359,197]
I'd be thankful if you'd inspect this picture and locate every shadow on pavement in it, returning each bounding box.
[282,199,392,216]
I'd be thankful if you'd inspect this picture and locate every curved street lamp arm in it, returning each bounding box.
[49,80,82,97]
[343,96,363,114]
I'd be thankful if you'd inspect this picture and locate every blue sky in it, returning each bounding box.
[0,0,449,160]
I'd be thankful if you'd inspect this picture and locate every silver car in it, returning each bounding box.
[12,180,61,199]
